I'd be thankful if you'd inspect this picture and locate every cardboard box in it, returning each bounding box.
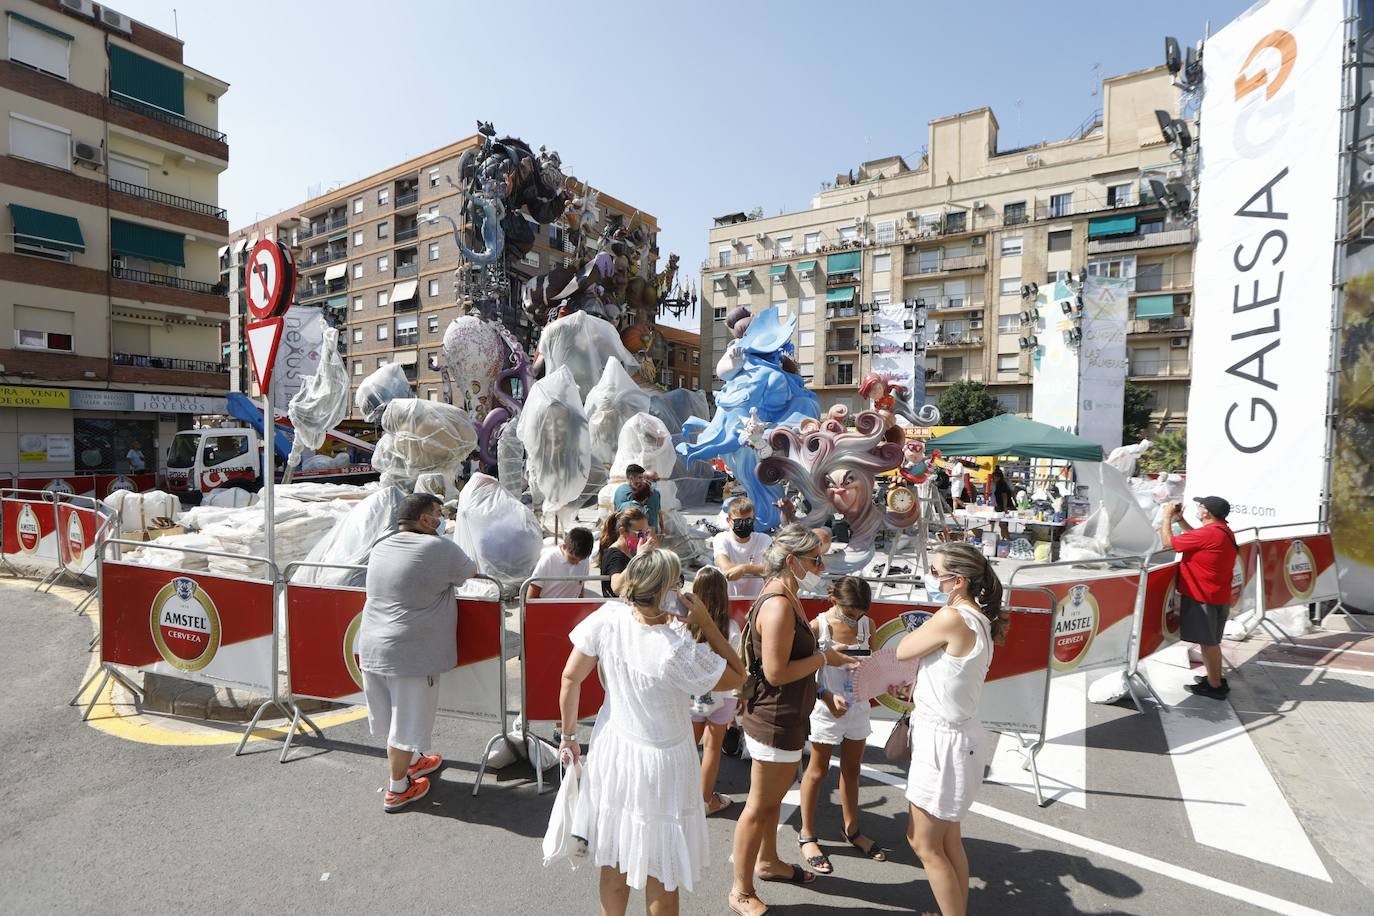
[146,524,186,541]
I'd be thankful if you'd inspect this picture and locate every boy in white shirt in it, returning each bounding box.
[526,528,594,599]
[711,497,772,599]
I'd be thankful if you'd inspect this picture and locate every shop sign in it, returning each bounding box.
[132,393,228,414]
[0,386,69,409]
[69,390,135,411]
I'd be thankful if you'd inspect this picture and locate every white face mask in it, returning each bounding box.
[663,589,689,617]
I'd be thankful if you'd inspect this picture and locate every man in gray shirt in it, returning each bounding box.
[357,492,475,812]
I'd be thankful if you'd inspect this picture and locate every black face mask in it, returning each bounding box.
[732,518,755,538]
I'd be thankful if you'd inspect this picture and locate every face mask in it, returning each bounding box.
[798,569,823,592]
[663,590,689,617]
[434,518,449,537]
[732,518,755,538]
[624,533,642,551]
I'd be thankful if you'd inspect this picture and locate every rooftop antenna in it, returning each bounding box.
[172,9,179,38]
[1090,62,1102,97]
[1015,98,1023,132]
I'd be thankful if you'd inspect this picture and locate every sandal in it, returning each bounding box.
[846,829,888,862]
[796,835,833,874]
[755,863,817,884]
[705,793,734,816]
[728,890,772,915]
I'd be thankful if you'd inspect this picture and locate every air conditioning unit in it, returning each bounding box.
[905,210,918,221]
[1171,336,1189,348]
[1026,153,1042,167]
[99,7,133,33]
[973,200,986,210]
[827,355,839,364]
[755,232,766,242]
[71,139,102,167]
[971,236,985,248]
[970,318,983,329]
[60,0,95,16]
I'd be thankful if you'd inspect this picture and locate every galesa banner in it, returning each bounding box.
[1187,0,1343,526]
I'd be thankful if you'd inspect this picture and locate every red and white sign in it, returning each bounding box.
[2,495,56,560]
[1259,533,1339,611]
[246,317,285,392]
[245,240,292,320]
[56,501,100,571]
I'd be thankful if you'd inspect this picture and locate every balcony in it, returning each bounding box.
[826,272,860,288]
[113,352,226,373]
[299,278,347,300]
[926,333,984,350]
[1128,360,1191,379]
[826,337,859,352]
[824,306,860,320]
[395,331,419,347]
[111,262,221,295]
[394,225,420,243]
[924,296,985,313]
[903,253,987,277]
[1128,315,1192,334]
[109,93,227,143]
[299,246,348,269]
[299,214,348,241]
[108,180,227,221]
[395,184,419,208]
[394,262,419,278]
[1088,227,1194,255]
[926,370,986,386]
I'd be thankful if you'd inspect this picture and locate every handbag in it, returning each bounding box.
[884,713,912,763]
[541,750,589,867]
[721,724,743,758]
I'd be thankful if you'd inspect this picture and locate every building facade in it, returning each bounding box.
[700,66,1193,436]
[228,139,655,419]
[0,0,229,484]
[653,324,701,391]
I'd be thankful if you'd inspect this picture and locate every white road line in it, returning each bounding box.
[1254,660,1374,677]
[1270,643,1374,659]
[1146,659,1330,881]
[985,670,1086,807]
[854,763,1332,916]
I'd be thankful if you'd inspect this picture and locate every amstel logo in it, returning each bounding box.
[16,504,41,553]
[65,510,85,561]
[343,611,364,691]
[1230,555,1247,609]
[1283,540,1316,601]
[1235,30,1296,102]
[870,610,932,714]
[149,576,221,672]
[1051,584,1098,671]
[43,479,74,495]
[1162,577,1181,640]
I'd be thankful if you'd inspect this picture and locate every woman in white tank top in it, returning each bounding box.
[895,543,1008,916]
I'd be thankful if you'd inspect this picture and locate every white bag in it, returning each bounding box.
[542,751,589,868]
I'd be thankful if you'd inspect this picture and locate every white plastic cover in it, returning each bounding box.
[287,321,350,468]
[497,419,525,499]
[610,413,677,480]
[354,362,414,423]
[516,366,590,516]
[294,486,407,585]
[371,398,478,488]
[537,311,638,399]
[1105,439,1151,477]
[452,473,543,588]
[584,357,651,467]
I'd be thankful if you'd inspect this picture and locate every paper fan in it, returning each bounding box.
[851,649,919,703]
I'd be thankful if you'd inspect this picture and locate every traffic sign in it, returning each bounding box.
[245,318,285,391]
[245,240,293,320]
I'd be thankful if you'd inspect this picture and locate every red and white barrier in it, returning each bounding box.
[1,489,58,563]
[1257,530,1340,612]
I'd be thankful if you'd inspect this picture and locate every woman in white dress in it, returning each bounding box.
[894,543,1008,916]
[558,548,746,915]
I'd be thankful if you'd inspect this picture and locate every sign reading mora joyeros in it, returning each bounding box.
[16,503,41,553]
[1051,584,1099,671]
[1284,540,1316,600]
[149,577,222,672]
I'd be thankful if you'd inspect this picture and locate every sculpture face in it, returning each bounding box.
[827,469,867,516]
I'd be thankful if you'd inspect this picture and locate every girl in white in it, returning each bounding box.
[895,543,1008,916]
[687,566,741,817]
[559,549,745,916]
[797,576,887,873]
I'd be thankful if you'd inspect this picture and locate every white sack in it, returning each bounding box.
[354,362,413,423]
[584,358,651,467]
[1105,440,1151,478]
[286,321,350,468]
[537,311,638,399]
[452,473,543,589]
[516,366,590,516]
[203,486,257,508]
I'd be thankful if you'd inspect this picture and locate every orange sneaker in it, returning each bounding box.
[408,753,442,780]
[383,775,430,813]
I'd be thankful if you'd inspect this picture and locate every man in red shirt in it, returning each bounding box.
[1160,496,1238,699]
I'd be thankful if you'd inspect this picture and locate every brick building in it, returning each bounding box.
[653,324,701,391]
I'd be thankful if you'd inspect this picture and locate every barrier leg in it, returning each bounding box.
[471,732,507,797]
[235,699,284,756]
[528,732,547,795]
[68,665,109,712]
[1319,601,1368,632]
[73,587,97,616]
[1127,669,1163,709]
[1018,735,1047,808]
[278,707,303,763]
[1257,616,1298,646]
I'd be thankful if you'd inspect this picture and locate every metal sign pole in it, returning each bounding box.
[262,385,275,571]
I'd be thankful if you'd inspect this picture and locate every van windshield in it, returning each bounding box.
[167,434,199,468]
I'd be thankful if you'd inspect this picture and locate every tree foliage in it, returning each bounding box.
[1122,382,1154,445]
[936,381,1006,426]
[1141,430,1186,474]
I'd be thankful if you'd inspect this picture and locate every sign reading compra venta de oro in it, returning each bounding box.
[0,386,70,409]
[1,388,229,415]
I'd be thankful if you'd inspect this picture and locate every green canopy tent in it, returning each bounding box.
[925,414,1104,461]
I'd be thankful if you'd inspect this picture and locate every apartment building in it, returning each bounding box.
[700,65,1193,435]
[654,324,701,391]
[0,0,229,483]
[228,138,655,419]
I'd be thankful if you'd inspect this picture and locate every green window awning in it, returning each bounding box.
[826,286,857,303]
[768,264,788,276]
[110,219,185,266]
[710,272,727,282]
[7,204,84,253]
[733,269,752,279]
[6,10,74,40]
[1135,294,1175,318]
[325,295,348,311]
[827,251,861,273]
[796,259,817,272]
[109,44,185,116]
[1088,214,1137,238]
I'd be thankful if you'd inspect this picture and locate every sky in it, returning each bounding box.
[111,0,1255,330]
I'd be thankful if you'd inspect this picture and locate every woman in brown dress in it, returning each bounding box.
[729,525,855,916]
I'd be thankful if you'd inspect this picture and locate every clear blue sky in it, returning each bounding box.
[115,0,1254,328]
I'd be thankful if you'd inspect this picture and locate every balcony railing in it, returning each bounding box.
[394,225,420,243]
[109,92,227,143]
[299,247,348,268]
[299,278,347,299]
[701,226,988,271]
[395,190,419,207]
[824,306,860,319]
[926,370,986,385]
[109,179,226,221]
[1088,227,1194,255]
[925,296,985,312]
[1128,360,1191,378]
[395,332,419,347]
[111,262,221,295]
[926,334,984,349]
[826,339,859,352]
[904,254,987,276]
[394,262,419,278]
[1128,315,1192,334]
[113,352,226,373]
[299,215,348,240]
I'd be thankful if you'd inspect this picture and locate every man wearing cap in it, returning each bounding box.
[1160,496,1238,699]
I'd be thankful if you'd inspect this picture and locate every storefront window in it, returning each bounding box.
[74,419,158,473]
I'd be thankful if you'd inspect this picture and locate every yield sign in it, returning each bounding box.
[245,317,285,391]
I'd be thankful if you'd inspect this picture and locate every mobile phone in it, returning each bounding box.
[846,648,872,658]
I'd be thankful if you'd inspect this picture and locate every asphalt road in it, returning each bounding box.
[1,583,1370,915]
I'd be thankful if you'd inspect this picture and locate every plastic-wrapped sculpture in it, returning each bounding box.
[585,357,651,467]
[678,305,818,532]
[371,399,478,489]
[452,473,544,590]
[442,315,531,464]
[285,319,350,471]
[535,310,639,399]
[354,362,413,423]
[516,366,591,526]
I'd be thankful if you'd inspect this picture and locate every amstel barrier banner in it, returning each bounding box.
[55,501,101,572]
[284,581,504,722]
[100,561,274,691]
[524,598,607,721]
[1038,571,1141,675]
[2,494,57,561]
[1258,532,1339,611]
[1138,563,1184,660]
[16,473,155,499]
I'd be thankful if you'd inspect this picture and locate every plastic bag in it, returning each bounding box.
[372,398,477,488]
[354,362,414,423]
[542,752,588,868]
[287,321,350,468]
[452,473,543,588]
[610,413,677,480]
[516,366,591,516]
[203,486,257,508]
[538,311,638,399]
[294,486,407,586]
[497,419,525,500]
[584,357,651,467]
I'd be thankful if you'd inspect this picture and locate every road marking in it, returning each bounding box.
[986,670,1086,807]
[1271,643,1374,659]
[1254,660,1374,678]
[854,763,1332,916]
[1146,659,1330,881]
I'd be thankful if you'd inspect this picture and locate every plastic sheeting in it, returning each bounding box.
[497,420,525,499]
[1066,461,1159,556]
[354,362,413,423]
[372,398,478,488]
[286,321,350,469]
[103,489,179,532]
[452,473,543,589]
[610,413,677,480]
[647,388,709,438]
[1106,439,1151,478]
[585,358,651,467]
[516,366,590,516]
[294,486,407,586]
[537,311,638,399]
